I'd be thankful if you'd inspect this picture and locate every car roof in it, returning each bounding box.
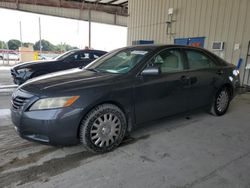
[71,49,107,53]
[128,44,206,50]
[122,44,218,56]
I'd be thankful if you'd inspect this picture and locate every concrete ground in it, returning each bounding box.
[0,87,250,188]
[0,67,13,86]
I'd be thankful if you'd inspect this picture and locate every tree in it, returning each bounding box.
[7,39,21,50]
[23,42,34,48]
[55,43,78,52]
[34,39,55,51]
[0,41,7,49]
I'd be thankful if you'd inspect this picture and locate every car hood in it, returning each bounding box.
[12,59,56,69]
[19,68,120,94]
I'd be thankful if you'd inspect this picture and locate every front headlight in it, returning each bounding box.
[233,69,240,76]
[29,96,79,111]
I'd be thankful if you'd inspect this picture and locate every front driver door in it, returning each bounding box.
[134,48,191,124]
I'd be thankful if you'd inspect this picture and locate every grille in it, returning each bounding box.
[12,96,28,110]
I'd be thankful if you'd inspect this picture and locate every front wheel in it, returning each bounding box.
[79,104,127,153]
[210,88,230,116]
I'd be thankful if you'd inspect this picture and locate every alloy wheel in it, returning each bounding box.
[216,90,229,112]
[90,113,121,147]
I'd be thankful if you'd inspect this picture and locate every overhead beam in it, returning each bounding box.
[119,1,128,6]
[0,0,127,26]
[0,0,128,16]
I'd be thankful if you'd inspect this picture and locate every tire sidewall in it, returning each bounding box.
[80,104,127,153]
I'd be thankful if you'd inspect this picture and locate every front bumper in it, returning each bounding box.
[10,90,83,145]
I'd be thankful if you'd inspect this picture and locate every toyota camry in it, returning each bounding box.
[11,45,240,153]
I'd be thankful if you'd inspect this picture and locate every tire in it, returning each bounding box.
[210,87,230,116]
[79,104,127,153]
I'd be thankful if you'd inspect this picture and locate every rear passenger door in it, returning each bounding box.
[183,49,218,109]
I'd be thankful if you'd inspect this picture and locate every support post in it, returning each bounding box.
[19,21,22,47]
[39,17,42,54]
[88,9,91,49]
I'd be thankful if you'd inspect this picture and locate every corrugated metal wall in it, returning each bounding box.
[127,0,250,79]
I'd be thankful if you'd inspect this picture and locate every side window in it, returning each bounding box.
[66,54,78,61]
[151,49,184,73]
[79,52,90,60]
[186,50,215,70]
[93,53,101,59]
[67,52,90,61]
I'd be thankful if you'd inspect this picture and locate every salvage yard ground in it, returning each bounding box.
[0,90,250,188]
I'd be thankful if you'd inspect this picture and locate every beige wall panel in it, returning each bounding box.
[194,0,201,37]
[232,0,247,65]
[188,0,196,36]
[226,0,240,64]
[178,0,186,37]
[207,0,219,52]
[198,0,207,36]
[203,0,213,49]
[128,0,250,71]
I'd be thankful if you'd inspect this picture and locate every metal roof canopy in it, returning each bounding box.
[0,0,128,26]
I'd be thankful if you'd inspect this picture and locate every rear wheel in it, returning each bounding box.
[210,87,230,116]
[79,104,127,153]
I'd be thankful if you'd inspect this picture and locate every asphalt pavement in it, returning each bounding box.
[0,67,13,85]
[0,68,17,97]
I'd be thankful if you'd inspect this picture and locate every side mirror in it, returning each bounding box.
[141,66,160,76]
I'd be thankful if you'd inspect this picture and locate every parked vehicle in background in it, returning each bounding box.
[10,49,107,85]
[10,45,240,153]
[0,51,19,60]
[38,54,46,60]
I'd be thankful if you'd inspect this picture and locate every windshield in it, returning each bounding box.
[55,50,77,60]
[85,48,150,74]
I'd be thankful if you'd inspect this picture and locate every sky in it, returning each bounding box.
[0,8,127,51]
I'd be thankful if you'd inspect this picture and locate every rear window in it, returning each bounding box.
[186,50,216,70]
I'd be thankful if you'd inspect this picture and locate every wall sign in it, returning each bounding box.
[174,37,205,48]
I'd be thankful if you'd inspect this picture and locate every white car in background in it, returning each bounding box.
[38,54,46,60]
[0,51,19,61]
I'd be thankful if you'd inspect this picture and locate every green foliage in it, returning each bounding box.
[7,39,21,50]
[55,43,78,52]
[0,41,7,49]
[23,42,34,48]
[34,39,55,51]
[2,39,77,52]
